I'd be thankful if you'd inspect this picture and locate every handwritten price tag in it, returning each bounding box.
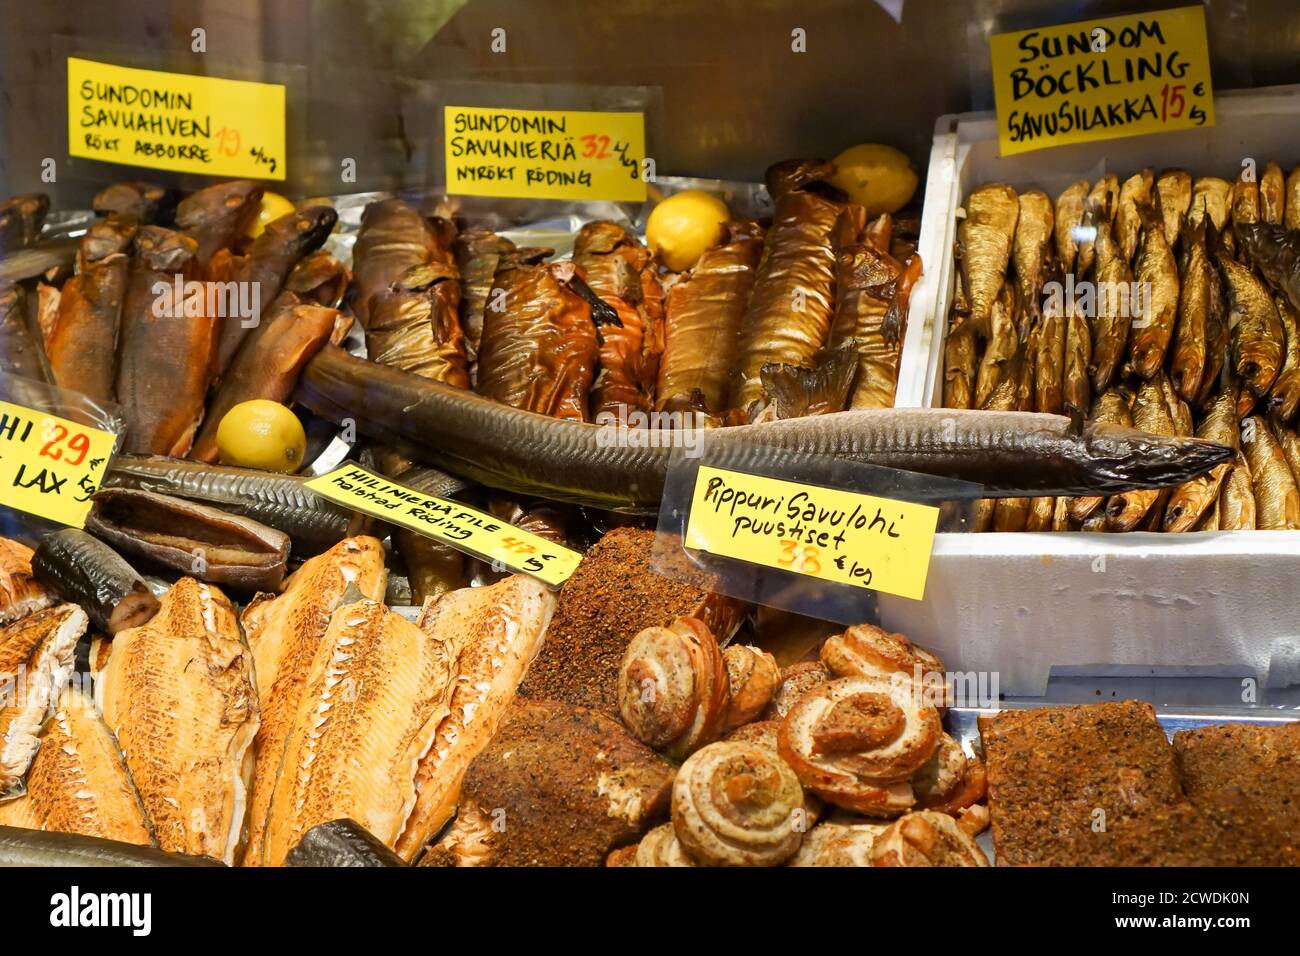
[444,105,646,202]
[67,57,286,179]
[305,464,582,588]
[990,5,1213,156]
[0,402,118,528]
[683,466,940,601]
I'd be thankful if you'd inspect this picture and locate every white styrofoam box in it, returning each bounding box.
[882,85,1300,695]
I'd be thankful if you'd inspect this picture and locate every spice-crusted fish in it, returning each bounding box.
[0,285,49,383]
[257,599,455,866]
[0,689,153,846]
[239,537,387,866]
[958,183,1018,340]
[476,251,598,421]
[0,537,53,626]
[730,160,845,411]
[114,226,212,456]
[0,605,83,796]
[46,215,137,402]
[394,575,555,862]
[92,578,257,864]
[657,221,763,413]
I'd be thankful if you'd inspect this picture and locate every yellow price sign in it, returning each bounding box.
[445,105,646,202]
[683,466,940,601]
[0,402,118,528]
[990,5,1213,156]
[68,56,286,179]
[305,464,583,589]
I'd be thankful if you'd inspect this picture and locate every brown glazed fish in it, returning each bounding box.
[1116,170,1153,265]
[1217,237,1284,404]
[1034,259,1067,413]
[476,251,598,422]
[1089,202,1131,393]
[1261,162,1286,225]
[975,284,1018,410]
[104,455,367,557]
[85,488,290,590]
[1287,165,1300,231]
[1067,388,1133,523]
[1232,171,1261,226]
[991,334,1037,531]
[1127,202,1180,380]
[1012,191,1054,336]
[93,181,174,223]
[1242,415,1300,529]
[828,218,912,410]
[1053,179,1089,272]
[46,214,138,402]
[958,183,1018,339]
[730,160,845,410]
[239,536,387,867]
[31,529,158,634]
[350,198,440,330]
[454,229,516,369]
[191,298,343,462]
[0,193,49,253]
[1155,169,1192,248]
[212,205,339,376]
[1105,378,1175,531]
[359,261,468,387]
[1077,175,1118,276]
[282,250,350,310]
[114,226,213,456]
[1164,385,1239,532]
[657,221,763,413]
[1190,177,1232,231]
[1169,214,1212,402]
[297,345,1233,509]
[0,285,47,382]
[1267,293,1300,423]
[175,180,264,269]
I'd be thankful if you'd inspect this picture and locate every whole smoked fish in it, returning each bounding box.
[350,198,440,330]
[175,180,263,270]
[454,228,516,368]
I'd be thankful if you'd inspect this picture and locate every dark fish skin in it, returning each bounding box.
[1237,222,1300,318]
[103,455,369,557]
[0,193,49,252]
[0,239,77,284]
[212,205,339,376]
[0,284,48,381]
[93,181,175,224]
[297,345,1234,510]
[175,180,264,269]
[86,488,291,591]
[285,819,405,867]
[31,529,159,635]
[1268,293,1300,423]
[0,825,223,866]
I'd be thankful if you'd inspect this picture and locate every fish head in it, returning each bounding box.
[1083,422,1232,490]
[263,205,339,256]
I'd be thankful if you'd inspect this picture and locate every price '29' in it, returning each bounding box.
[39,420,90,468]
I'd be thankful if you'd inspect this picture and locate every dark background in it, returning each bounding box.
[1,0,1295,203]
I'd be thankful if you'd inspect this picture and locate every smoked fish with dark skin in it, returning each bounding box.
[175,180,263,270]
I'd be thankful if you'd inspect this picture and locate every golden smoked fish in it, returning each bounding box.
[1053,180,1089,273]
[394,575,555,862]
[1242,415,1300,529]
[958,183,1018,338]
[1105,379,1172,531]
[1170,215,1212,402]
[1164,385,1239,532]
[975,284,1018,410]
[1287,165,1300,230]
[1261,162,1286,225]
[1155,169,1191,247]
[1268,294,1300,423]
[1128,202,1179,380]
[1218,244,1283,405]
[92,578,258,864]
[0,689,153,846]
[1190,177,1232,231]
[238,536,387,866]
[1012,191,1053,335]
[258,599,455,866]
[1077,175,1118,275]
[1219,451,1257,529]
[1089,199,1132,393]
[0,605,84,795]
[730,160,845,411]
[1116,170,1154,264]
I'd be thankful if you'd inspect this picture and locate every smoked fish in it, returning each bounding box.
[1155,168,1191,248]
[175,180,263,270]
[958,183,1018,339]
[1242,415,1300,529]
[1164,385,1239,532]
[1077,175,1118,276]
[1053,179,1089,273]
[454,228,516,369]
[92,578,257,864]
[1127,202,1180,380]
[1217,238,1284,404]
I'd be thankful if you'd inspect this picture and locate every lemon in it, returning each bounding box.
[216,400,307,473]
[646,190,730,272]
[827,144,919,217]
[245,191,297,238]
